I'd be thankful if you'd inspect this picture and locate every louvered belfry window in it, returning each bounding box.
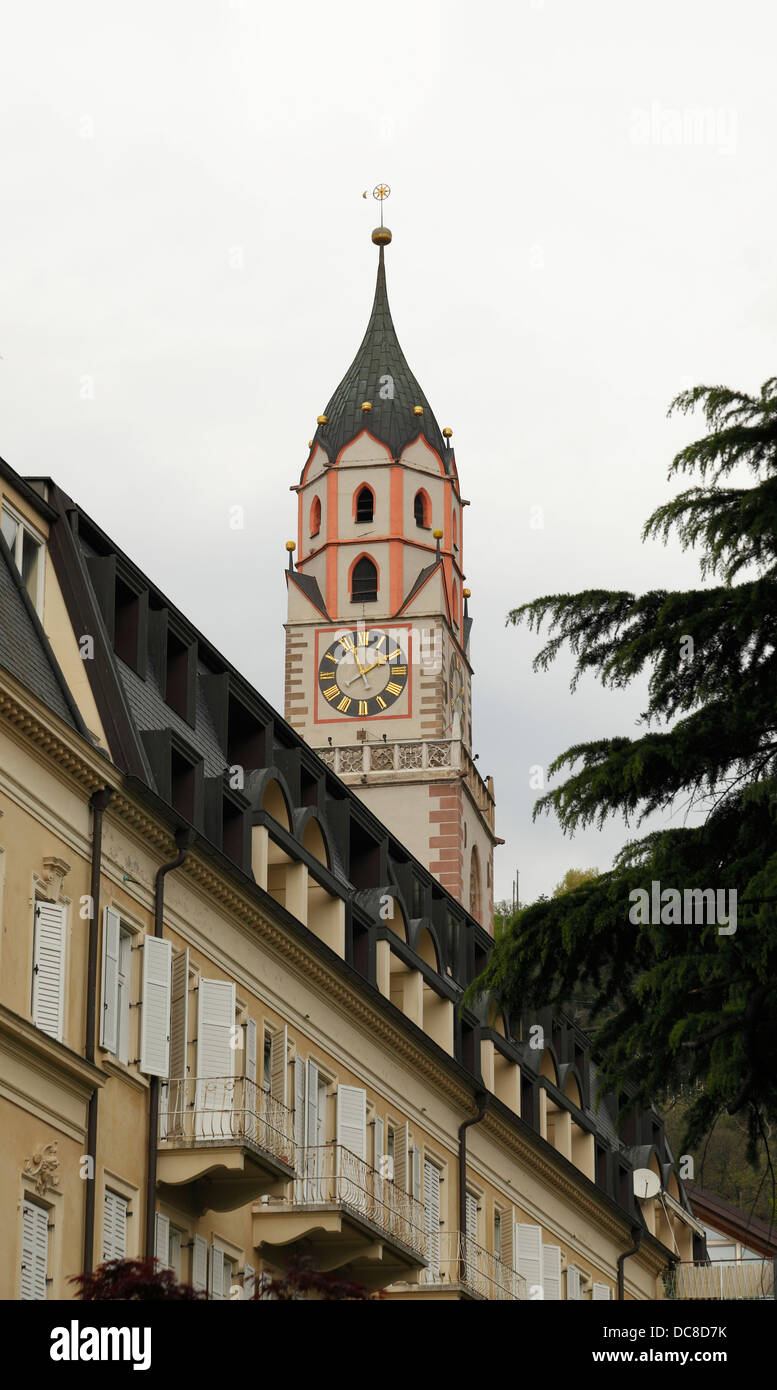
[355,487,374,523]
[351,556,377,603]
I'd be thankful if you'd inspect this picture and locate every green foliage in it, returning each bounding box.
[552,867,600,898]
[466,379,777,1168]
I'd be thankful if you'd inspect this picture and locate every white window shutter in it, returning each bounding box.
[197,978,235,1078]
[154,1212,170,1269]
[305,1058,319,1147]
[243,1263,255,1299]
[465,1192,478,1242]
[169,947,189,1079]
[336,1085,367,1159]
[374,1115,384,1171]
[103,1191,127,1261]
[32,901,66,1041]
[245,1017,257,1086]
[294,1056,306,1147]
[542,1243,562,1300]
[412,1145,422,1202]
[209,1244,225,1300]
[100,906,121,1052]
[516,1223,543,1294]
[499,1205,514,1270]
[270,1024,287,1105]
[592,1281,611,1300]
[567,1265,582,1300]
[423,1160,441,1269]
[140,936,172,1076]
[21,1200,48,1300]
[394,1121,409,1192]
[192,1234,208,1291]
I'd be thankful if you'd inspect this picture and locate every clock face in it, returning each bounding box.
[317,628,409,718]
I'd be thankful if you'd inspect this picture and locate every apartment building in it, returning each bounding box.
[0,449,701,1302]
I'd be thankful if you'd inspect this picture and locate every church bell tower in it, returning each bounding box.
[284,197,498,929]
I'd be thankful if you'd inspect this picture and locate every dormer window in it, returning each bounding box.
[355,487,374,524]
[1,501,44,615]
[351,556,378,603]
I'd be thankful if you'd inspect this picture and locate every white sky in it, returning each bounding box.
[1,0,775,904]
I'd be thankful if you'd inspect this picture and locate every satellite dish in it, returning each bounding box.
[633,1168,661,1200]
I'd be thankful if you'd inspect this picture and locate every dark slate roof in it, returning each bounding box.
[288,570,329,620]
[313,245,449,468]
[395,559,440,616]
[0,536,81,732]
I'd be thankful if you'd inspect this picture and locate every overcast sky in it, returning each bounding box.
[2,0,775,904]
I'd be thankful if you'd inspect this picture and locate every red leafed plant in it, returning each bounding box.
[72,1258,207,1300]
[253,1256,381,1301]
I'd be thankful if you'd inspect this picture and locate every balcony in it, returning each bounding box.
[667,1259,775,1301]
[253,1144,427,1290]
[387,1231,527,1301]
[157,1076,296,1213]
[319,738,495,833]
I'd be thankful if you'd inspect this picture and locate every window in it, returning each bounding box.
[31,900,67,1041]
[351,556,378,603]
[103,1190,128,1261]
[453,511,458,549]
[20,1200,49,1300]
[494,1210,502,1255]
[413,491,429,528]
[169,1227,182,1280]
[309,495,321,537]
[263,1031,272,1090]
[1,501,44,614]
[101,908,133,1063]
[424,1160,442,1270]
[355,487,374,523]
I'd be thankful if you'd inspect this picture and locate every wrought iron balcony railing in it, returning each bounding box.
[159,1076,296,1170]
[284,1144,427,1260]
[667,1258,775,1301]
[417,1230,527,1300]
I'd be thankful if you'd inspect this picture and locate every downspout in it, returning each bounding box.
[82,787,113,1276]
[144,831,192,1260]
[458,1091,488,1284]
[617,1226,642,1300]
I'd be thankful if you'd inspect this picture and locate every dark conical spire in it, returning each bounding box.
[313,241,448,468]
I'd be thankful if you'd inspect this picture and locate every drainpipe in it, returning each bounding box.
[82,787,113,1276]
[458,1091,488,1283]
[617,1226,642,1300]
[144,831,192,1259]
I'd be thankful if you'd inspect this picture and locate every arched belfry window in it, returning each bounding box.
[351,556,378,603]
[414,490,430,528]
[355,486,374,523]
[309,495,321,537]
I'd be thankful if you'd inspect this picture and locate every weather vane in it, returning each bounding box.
[362,182,391,226]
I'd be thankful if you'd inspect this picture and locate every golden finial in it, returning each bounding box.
[463,588,471,598]
[432,528,443,540]
[443,427,453,438]
[361,401,372,412]
[371,182,392,245]
[317,414,328,425]
[413,405,424,416]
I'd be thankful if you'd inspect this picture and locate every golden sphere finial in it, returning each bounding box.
[463,587,471,598]
[413,404,424,416]
[361,401,373,412]
[317,414,328,425]
[443,427,453,438]
[432,528,444,540]
[285,541,296,552]
[372,226,392,246]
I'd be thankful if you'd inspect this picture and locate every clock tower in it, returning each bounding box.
[284,212,499,929]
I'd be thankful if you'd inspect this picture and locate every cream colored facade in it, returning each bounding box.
[0,460,698,1303]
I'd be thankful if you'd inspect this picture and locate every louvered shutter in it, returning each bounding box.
[209,1244,225,1300]
[169,948,189,1079]
[499,1205,514,1271]
[374,1115,384,1171]
[32,901,66,1041]
[270,1025,288,1106]
[567,1265,582,1300]
[411,1145,422,1202]
[336,1085,367,1159]
[393,1121,409,1192]
[140,936,172,1076]
[196,978,235,1135]
[21,1200,48,1300]
[294,1056,306,1146]
[102,1190,114,1262]
[154,1212,170,1269]
[305,1058,319,1199]
[245,1017,257,1084]
[103,1191,127,1261]
[192,1234,208,1291]
[516,1223,543,1295]
[542,1243,562,1300]
[100,906,121,1052]
[243,1263,255,1299]
[465,1192,478,1242]
[423,1160,441,1269]
[169,1228,182,1280]
[592,1281,610,1300]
